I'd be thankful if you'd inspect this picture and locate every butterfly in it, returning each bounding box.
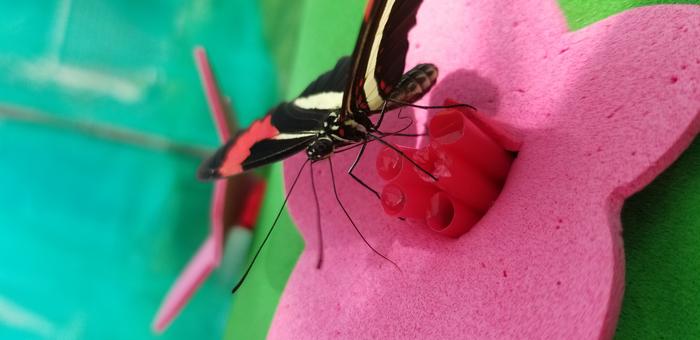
[197,0,475,293]
[197,0,439,183]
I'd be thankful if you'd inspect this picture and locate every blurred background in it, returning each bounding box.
[0,1,697,339]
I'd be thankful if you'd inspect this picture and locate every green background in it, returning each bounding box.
[0,1,696,339]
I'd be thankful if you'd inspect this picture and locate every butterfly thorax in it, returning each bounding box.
[306,111,371,161]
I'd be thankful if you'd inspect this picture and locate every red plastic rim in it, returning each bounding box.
[429,110,464,144]
[376,147,403,181]
[381,184,406,215]
[426,191,454,231]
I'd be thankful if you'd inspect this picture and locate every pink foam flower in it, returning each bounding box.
[279,1,699,338]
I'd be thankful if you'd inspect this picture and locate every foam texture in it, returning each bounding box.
[273,1,700,338]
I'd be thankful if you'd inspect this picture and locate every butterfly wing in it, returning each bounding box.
[342,0,423,117]
[198,58,350,180]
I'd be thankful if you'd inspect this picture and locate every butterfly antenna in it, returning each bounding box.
[377,121,427,137]
[335,118,420,156]
[367,132,437,181]
[385,107,414,134]
[375,107,424,137]
[309,161,324,269]
[386,98,477,111]
[231,159,310,293]
[380,131,427,137]
[328,158,401,272]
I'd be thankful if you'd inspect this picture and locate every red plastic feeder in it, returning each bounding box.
[431,147,501,212]
[375,100,518,238]
[429,108,513,182]
[377,146,438,219]
[426,191,481,237]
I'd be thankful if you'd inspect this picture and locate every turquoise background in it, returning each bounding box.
[0,1,697,340]
[0,1,277,339]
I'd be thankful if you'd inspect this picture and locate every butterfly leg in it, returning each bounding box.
[329,158,399,271]
[372,101,390,131]
[309,161,324,269]
[347,138,380,200]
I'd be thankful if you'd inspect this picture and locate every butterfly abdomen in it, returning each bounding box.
[388,63,438,104]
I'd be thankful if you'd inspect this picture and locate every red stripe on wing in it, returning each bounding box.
[364,0,376,21]
[219,115,280,177]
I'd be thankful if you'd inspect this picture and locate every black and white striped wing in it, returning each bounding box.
[342,0,423,117]
[198,59,350,180]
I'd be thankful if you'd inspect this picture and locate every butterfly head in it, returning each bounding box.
[306,136,334,161]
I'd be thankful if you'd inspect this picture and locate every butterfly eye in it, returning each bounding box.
[307,138,334,160]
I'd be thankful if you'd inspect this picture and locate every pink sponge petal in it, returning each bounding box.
[275,2,700,339]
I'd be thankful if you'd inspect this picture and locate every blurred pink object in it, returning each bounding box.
[152,47,241,333]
